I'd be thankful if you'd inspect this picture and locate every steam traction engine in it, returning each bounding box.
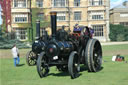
[28,12,102,79]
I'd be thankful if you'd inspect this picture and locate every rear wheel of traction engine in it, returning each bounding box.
[68,51,80,79]
[37,52,49,78]
[26,51,37,66]
[85,39,102,72]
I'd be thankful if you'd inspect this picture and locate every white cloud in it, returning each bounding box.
[110,0,125,8]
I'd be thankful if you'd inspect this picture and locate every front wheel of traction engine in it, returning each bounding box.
[68,51,80,79]
[85,39,102,72]
[26,51,37,66]
[37,52,49,78]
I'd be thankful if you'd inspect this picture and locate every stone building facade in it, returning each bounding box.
[110,1,128,27]
[10,0,110,41]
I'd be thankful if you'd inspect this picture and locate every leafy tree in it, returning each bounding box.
[31,8,50,41]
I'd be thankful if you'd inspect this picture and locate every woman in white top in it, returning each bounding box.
[11,44,20,66]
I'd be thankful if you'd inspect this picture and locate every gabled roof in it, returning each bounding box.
[113,1,128,9]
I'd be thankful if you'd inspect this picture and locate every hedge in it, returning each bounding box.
[109,24,128,41]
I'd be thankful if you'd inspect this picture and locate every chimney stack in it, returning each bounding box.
[123,1,128,7]
[36,20,40,39]
[50,12,57,39]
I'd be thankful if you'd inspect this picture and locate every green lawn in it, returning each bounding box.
[0,44,128,85]
[102,44,128,57]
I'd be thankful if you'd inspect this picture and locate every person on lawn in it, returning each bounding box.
[11,44,20,67]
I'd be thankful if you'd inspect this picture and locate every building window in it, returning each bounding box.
[14,0,26,8]
[57,12,66,21]
[16,28,27,40]
[52,0,66,7]
[120,13,128,17]
[92,15,103,20]
[92,25,104,37]
[89,0,103,6]
[99,0,103,5]
[36,0,43,7]
[37,13,44,21]
[74,12,81,21]
[88,11,104,20]
[74,0,80,7]
[14,14,28,23]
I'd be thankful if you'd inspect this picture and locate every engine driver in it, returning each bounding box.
[73,24,82,32]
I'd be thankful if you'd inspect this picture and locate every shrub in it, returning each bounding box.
[116,34,125,41]
[109,24,128,41]
[0,28,30,49]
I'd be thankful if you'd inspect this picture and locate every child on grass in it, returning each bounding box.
[11,44,20,67]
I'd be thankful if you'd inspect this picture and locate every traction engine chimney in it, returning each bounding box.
[36,20,40,39]
[50,12,57,39]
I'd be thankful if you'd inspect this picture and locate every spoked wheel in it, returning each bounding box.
[68,51,80,79]
[26,51,37,66]
[85,39,102,72]
[37,52,49,78]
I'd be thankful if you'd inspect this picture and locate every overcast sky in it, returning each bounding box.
[0,0,128,25]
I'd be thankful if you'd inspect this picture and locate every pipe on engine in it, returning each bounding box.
[36,20,40,39]
[50,12,57,39]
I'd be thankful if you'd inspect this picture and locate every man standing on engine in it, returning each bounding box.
[73,23,82,32]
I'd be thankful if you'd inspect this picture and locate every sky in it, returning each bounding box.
[0,0,128,25]
[110,0,127,8]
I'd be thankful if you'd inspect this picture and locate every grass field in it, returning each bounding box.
[0,44,128,85]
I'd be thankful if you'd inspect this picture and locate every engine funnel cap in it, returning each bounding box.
[50,12,57,15]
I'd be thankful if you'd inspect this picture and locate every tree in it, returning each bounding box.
[31,8,50,41]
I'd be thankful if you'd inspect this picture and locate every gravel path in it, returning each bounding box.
[101,41,128,45]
